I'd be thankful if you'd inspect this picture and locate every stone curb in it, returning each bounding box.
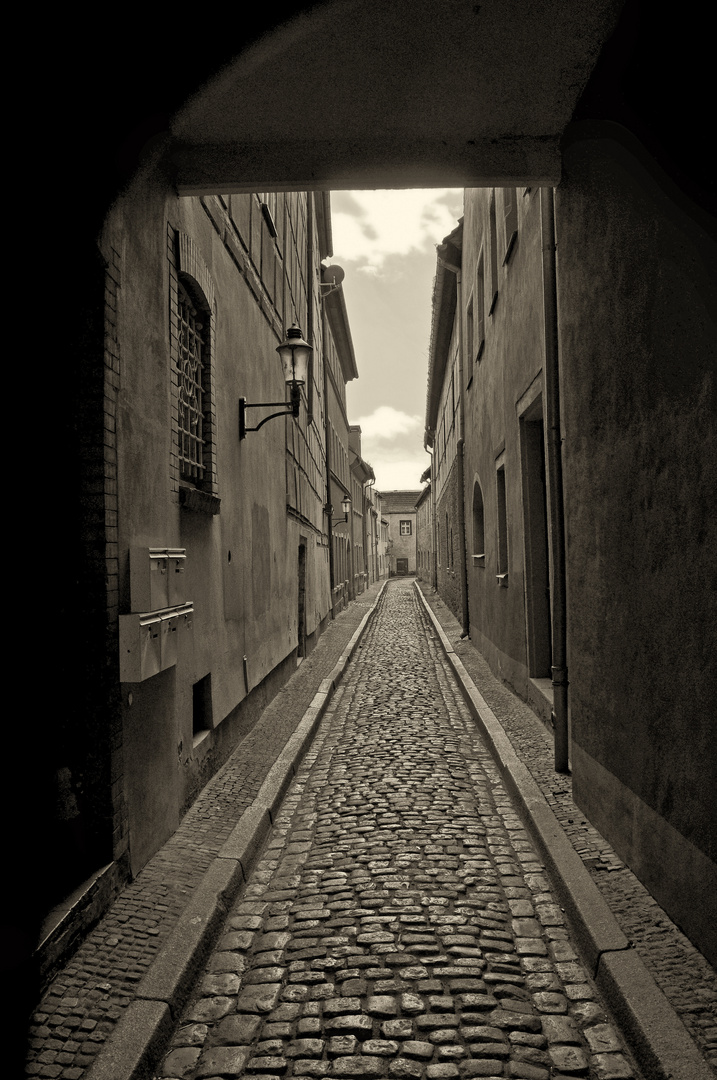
[414,580,712,1080]
[85,582,387,1080]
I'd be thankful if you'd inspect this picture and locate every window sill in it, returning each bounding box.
[496,573,509,588]
[473,554,485,567]
[180,484,221,515]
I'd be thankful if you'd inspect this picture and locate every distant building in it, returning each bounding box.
[348,426,375,595]
[416,481,433,585]
[381,491,421,575]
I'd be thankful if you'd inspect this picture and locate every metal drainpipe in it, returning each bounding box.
[315,193,337,619]
[424,438,437,589]
[540,187,569,773]
[321,304,336,619]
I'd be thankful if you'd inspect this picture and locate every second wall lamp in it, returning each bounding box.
[239,324,312,439]
[326,495,351,525]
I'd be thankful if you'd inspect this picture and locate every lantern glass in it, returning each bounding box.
[341,496,351,516]
[277,326,312,386]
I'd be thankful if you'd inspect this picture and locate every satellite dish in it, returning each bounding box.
[321,264,345,287]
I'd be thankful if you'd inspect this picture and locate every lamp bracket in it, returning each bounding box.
[239,389,300,440]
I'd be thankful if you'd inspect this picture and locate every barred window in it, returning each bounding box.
[177,279,208,483]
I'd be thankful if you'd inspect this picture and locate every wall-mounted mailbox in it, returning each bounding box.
[119,602,194,682]
[120,611,162,682]
[160,610,179,671]
[167,549,187,606]
[130,547,187,612]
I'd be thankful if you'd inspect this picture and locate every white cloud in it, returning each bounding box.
[332,189,463,270]
[353,406,428,491]
[373,458,429,491]
[355,405,422,441]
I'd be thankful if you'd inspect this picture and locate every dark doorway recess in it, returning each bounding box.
[519,396,552,678]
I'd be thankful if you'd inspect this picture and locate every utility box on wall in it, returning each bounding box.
[121,547,193,681]
[130,547,187,612]
[119,602,193,682]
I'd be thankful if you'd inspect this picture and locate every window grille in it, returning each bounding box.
[177,280,207,482]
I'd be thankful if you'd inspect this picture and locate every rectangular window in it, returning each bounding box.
[177,280,208,483]
[400,520,412,536]
[259,191,278,237]
[475,251,485,360]
[172,231,219,509]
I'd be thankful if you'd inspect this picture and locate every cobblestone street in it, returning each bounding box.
[155,580,641,1080]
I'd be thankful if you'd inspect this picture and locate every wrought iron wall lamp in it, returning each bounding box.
[239,324,312,439]
[326,495,351,525]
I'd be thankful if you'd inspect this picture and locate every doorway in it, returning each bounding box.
[297,539,307,659]
[519,395,552,677]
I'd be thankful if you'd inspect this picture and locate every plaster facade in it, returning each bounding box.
[381,491,421,575]
[323,284,358,613]
[41,186,368,968]
[29,0,712,999]
[425,136,716,966]
[348,426,375,595]
[416,483,433,585]
[103,188,343,876]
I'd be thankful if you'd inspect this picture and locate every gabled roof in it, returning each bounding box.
[425,220,463,441]
[379,490,422,513]
[350,451,375,484]
[325,284,359,382]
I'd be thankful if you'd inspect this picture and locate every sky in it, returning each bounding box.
[329,189,464,492]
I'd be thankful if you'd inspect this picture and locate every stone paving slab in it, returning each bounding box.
[145,580,649,1080]
[24,584,385,1080]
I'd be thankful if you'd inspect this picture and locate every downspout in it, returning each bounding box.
[363,481,370,586]
[313,193,337,618]
[424,438,437,589]
[348,475,356,600]
[307,193,315,422]
[432,451,438,589]
[540,187,569,773]
[321,303,336,619]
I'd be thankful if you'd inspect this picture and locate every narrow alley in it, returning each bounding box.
[25,581,715,1080]
[63,570,687,1080]
[150,578,646,1080]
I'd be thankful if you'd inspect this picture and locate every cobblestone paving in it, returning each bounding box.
[156,580,641,1080]
[419,586,717,1074]
[25,585,384,1080]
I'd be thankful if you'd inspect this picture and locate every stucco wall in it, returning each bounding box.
[557,124,717,964]
[388,513,417,572]
[436,461,464,622]
[105,185,334,875]
[461,187,547,700]
[416,490,432,583]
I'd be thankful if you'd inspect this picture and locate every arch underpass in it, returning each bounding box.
[166,0,621,194]
[17,1,713,1048]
